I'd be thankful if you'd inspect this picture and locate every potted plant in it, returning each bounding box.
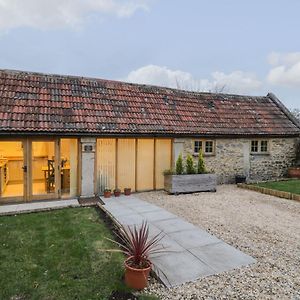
[124,187,131,196]
[113,188,121,197]
[104,188,111,198]
[164,151,217,194]
[108,222,164,290]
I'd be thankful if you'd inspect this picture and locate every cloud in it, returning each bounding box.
[0,0,149,31]
[267,52,300,87]
[124,65,262,94]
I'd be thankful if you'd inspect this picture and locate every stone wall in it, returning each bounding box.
[175,137,298,184]
[249,138,297,182]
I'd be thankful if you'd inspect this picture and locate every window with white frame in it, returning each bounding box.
[260,140,268,152]
[194,141,202,153]
[194,140,215,155]
[205,141,214,153]
[251,140,259,152]
[251,140,269,154]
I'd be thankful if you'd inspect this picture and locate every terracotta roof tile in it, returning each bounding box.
[0,69,299,136]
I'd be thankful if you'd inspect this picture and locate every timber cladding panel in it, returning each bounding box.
[136,139,154,191]
[96,138,172,194]
[155,139,172,189]
[96,139,116,193]
[117,139,136,192]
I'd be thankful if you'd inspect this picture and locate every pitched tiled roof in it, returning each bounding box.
[0,69,299,136]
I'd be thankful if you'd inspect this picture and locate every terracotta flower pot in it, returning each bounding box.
[104,191,111,198]
[124,188,131,196]
[114,190,121,197]
[124,256,151,290]
[288,167,300,178]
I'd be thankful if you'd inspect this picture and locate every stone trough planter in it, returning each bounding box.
[164,173,217,194]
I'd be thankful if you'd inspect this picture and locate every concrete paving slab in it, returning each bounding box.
[127,223,163,239]
[140,210,177,222]
[158,235,187,252]
[153,218,196,234]
[150,251,215,287]
[116,213,145,226]
[104,205,135,217]
[169,228,220,249]
[0,199,79,216]
[121,198,147,207]
[102,201,126,209]
[131,203,161,214]
[189,242,256,273]
[0,205,18,214]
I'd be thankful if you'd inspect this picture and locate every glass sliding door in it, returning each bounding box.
[0,138,79,204]
[0,141,25,203]
[31,140,58,200]
[60,139,78,198]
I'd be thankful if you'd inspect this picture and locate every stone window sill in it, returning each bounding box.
[193,153,216,157]
[250,152,270,156]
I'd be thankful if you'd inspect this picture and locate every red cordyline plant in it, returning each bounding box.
[107,221,165,269]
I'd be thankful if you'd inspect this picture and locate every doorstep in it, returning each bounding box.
[0,199,80,216]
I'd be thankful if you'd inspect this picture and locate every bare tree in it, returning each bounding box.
[175,78,228,94]
[291,108,300,121]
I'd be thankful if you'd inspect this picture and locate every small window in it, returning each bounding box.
[205,141,213,153]
[251,141,258,152]
[194,140,215,155]
[194,141,202,153]
[251,140,269,154]
[261,140,268,152]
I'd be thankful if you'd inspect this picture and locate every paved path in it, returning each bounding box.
[0,199,79,215]
[100,194,255,287]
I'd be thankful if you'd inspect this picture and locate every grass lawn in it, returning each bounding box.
[255,179,300,195]
[0,207,157,300]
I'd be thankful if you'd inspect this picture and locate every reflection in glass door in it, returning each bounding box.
[31,141,57,197]
[61,139,78,198]
[0,141,25,202]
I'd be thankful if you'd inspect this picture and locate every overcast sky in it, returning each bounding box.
[0,0,299,109]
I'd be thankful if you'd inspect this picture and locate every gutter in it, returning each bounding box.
[0,131,299,139]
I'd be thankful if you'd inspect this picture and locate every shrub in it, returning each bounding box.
[163,169,175,175]
[176,154,184,175]
[197,150,206,174]
[186,154,196,174]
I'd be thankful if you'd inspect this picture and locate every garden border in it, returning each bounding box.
[237,183,300,202]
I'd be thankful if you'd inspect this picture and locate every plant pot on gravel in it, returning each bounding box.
[113,188,121,197]
[104,189,111,198]
[124,188,131,196]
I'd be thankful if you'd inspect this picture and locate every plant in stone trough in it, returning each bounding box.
[197,150,206,174]
[107,221,164,290]
[186,154,196,174]
[176,153,184,175]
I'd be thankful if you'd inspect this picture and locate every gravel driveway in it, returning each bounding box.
[137,185,300,300]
